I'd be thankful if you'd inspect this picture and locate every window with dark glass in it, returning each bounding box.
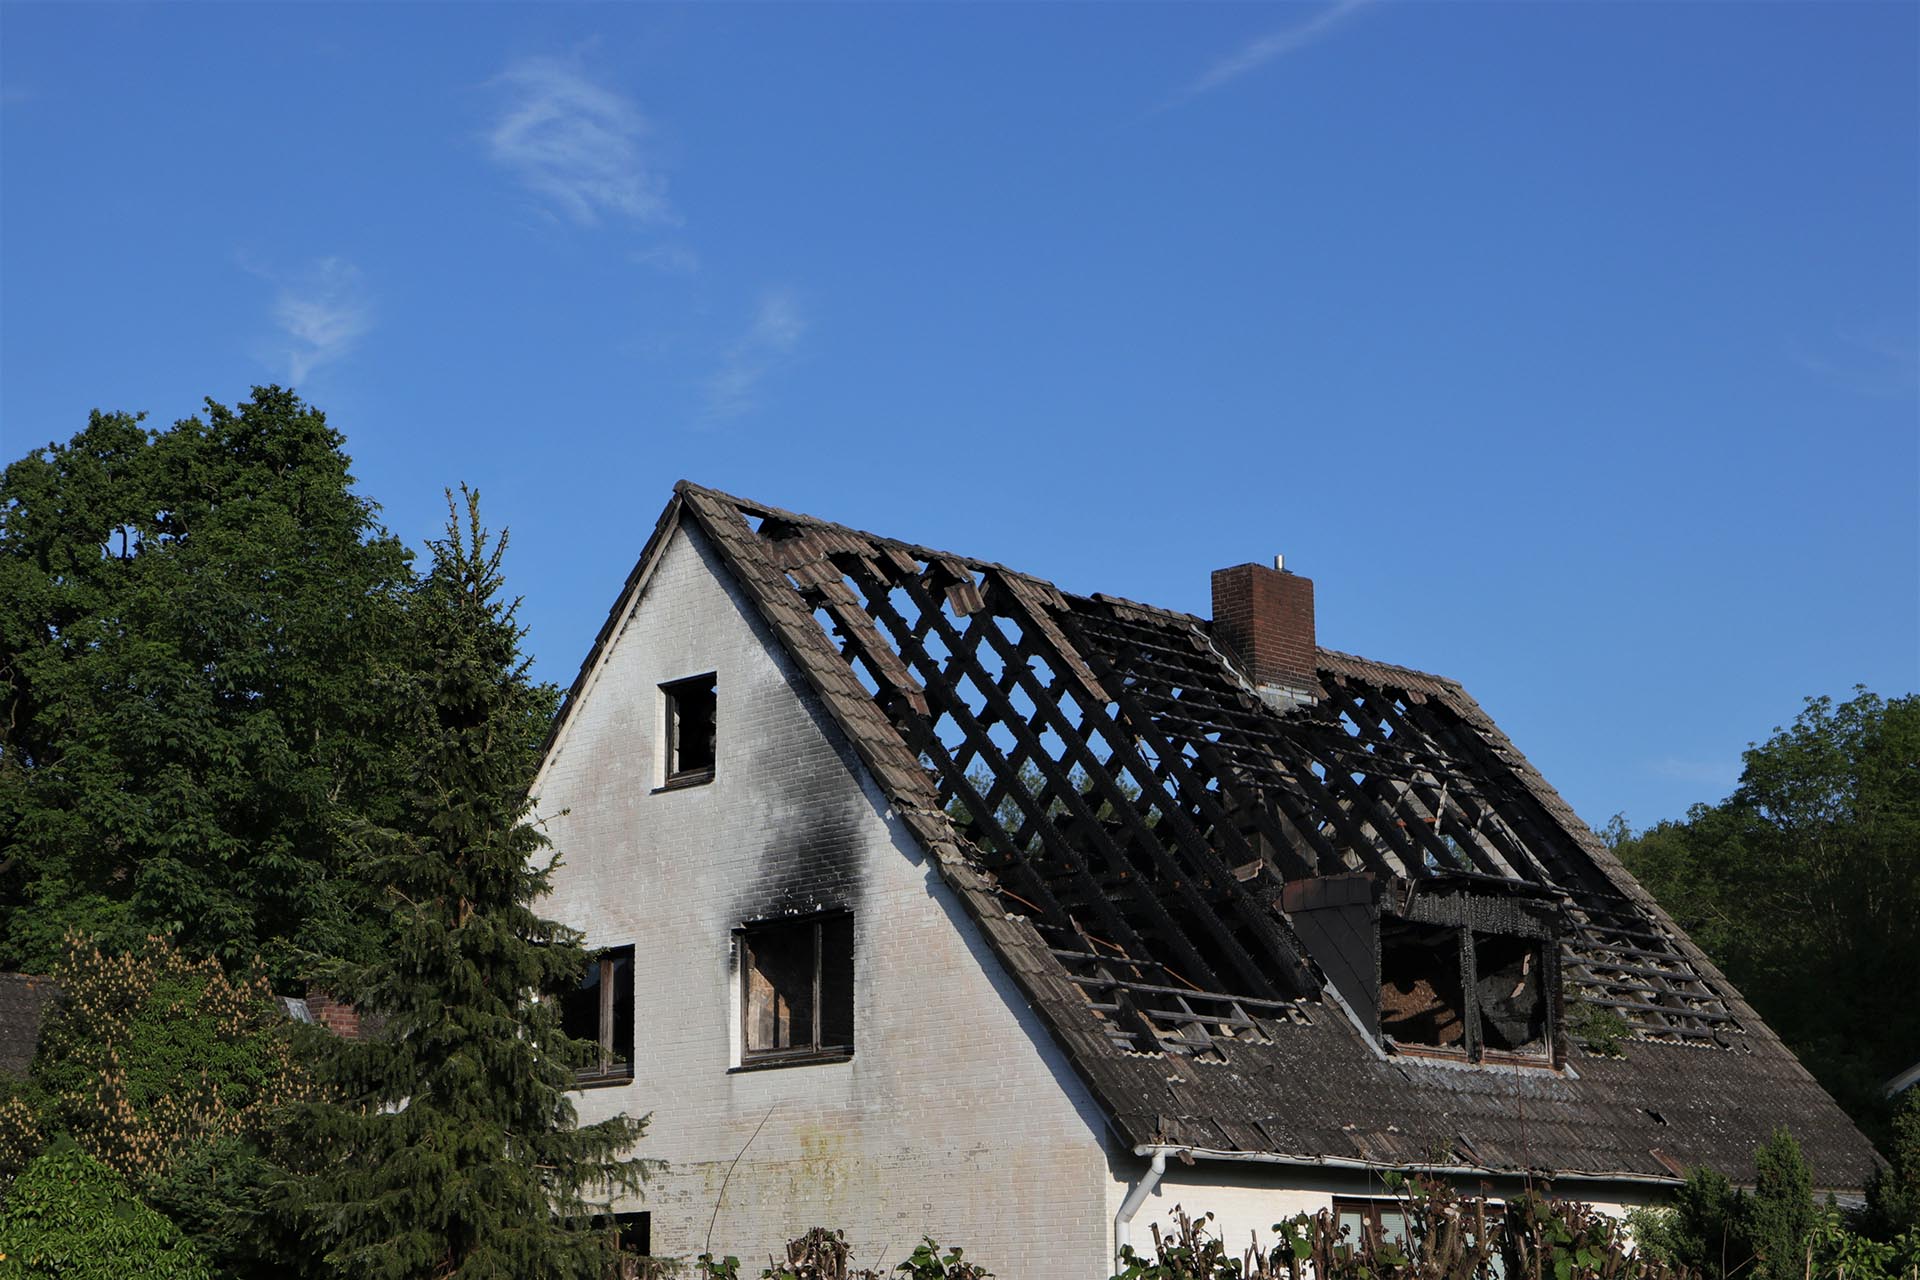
[739,914,853,1063]
[662,674,716,784]
[562,945,635,1085]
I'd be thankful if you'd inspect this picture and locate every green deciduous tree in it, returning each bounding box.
[0,1138,215,1280]
[3,930,313,1277]
[1611,688,1920,1144]
[0,388,417,977]
[275,490,649,1280]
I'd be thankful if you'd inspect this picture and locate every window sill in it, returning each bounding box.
[728,1050,854,1074]
[572,1071,636,1091]
[654,769,715,794]
[1384,1040,1558,1071]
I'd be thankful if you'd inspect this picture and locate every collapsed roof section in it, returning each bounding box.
[656,483,1735,1057]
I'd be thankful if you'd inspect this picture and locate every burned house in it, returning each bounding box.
[535,483,1877,1277]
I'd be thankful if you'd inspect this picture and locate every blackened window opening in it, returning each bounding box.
[1474,933,1547,1052]
[742,914,853,1062]
[589,1210,652,1279]
[664,674,717,782]
[1380,920,1467,1049]
[563,945,635,1085]
[1379,920,1552,1061]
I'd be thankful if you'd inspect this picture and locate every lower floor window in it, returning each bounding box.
[563,945,635,1085]
[589,1210,652,1279]
[740,913,853,1063]
[1333,1196,1505,1274]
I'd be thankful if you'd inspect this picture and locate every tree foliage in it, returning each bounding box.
[1610,688,1920,1142]
[1865,1091,1920,1240]
[1630,1130,1920,1280]
[0,1139,215,1280]
[0,930,310,1277]
[0,388,417,978]
[275,490,649,1279]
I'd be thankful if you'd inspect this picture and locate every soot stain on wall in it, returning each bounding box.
[729,667,874,927]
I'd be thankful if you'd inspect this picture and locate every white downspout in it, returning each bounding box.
[1113,1149,1168,1274]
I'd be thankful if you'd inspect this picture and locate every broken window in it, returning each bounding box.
[1474,933,1547,1052]
[1378,918,1552,1061]
[740,914,854,1063]
[1380,920,1468,1050]
[662,674,716,784]
[563,944,635,1085]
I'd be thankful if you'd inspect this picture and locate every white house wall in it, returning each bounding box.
[536,519,1118,1277]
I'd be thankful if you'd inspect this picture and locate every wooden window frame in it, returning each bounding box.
[570,945,635,1088]
[734,912,854,1069]
[660,673,717,789]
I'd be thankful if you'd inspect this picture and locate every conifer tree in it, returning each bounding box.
[278,489,649,1280]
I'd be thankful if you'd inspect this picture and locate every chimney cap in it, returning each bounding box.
[1273,554,1285,572]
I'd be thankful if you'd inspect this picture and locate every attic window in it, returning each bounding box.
[1380,920,1467,1050]
[662,674,716,785]
[1379,919,1552,1062]
[1475,933,1548,1052]
[563,945,634,1086]
[738,914,853,1066]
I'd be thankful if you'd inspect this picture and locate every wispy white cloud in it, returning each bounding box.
[705,290,807,420]
[488,56,671,227]
[630,243,701,275]
[1788,327,1919,400]
[249,256,372,385]
[1180,0,1374,98]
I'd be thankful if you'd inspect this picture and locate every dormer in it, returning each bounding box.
[1284,872,1563,1066]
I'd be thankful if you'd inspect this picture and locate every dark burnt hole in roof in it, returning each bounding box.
[727,494,1742,1054]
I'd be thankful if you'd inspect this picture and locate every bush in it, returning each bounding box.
[0,1139,214,1280]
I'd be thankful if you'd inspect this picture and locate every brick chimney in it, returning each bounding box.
[1212,559,1319,705]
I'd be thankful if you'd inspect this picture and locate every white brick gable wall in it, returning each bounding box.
[535,519,1120,1276]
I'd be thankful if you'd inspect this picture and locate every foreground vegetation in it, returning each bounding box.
[668,1132,1920,1279]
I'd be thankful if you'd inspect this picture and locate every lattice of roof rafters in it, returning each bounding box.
[687,487,1739,1052]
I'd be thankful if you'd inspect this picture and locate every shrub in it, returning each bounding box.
[0,1138,214,1280]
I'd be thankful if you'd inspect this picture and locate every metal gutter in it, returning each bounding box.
[1131,1144,1686,1188]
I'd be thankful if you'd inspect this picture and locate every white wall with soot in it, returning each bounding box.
[535,518,1120,1277]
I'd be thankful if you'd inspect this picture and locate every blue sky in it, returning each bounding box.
[3,1,1915,831]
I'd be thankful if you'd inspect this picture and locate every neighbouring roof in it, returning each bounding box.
[549,482,1881,1193]
[0,973,59,1076]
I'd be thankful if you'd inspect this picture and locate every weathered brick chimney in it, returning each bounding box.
[1211,559,1319,706]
